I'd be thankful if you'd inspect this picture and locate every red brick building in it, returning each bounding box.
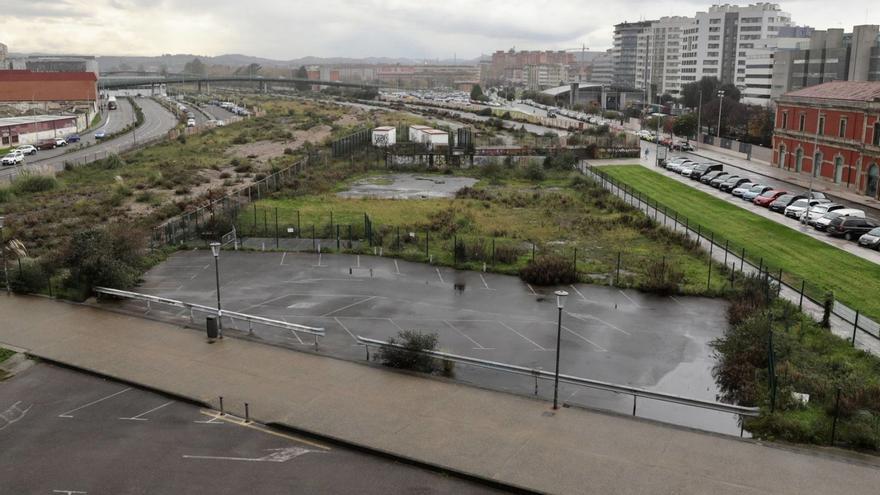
[772,82,880,199]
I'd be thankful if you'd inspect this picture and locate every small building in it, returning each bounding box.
[371,126,396,147]
[421,129,450,147]
[0,69,98,119]
[0,114,82,147]
[772,81,880,199]
[409,125,431,142]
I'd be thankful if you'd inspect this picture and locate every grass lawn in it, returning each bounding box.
[601,165,880,322]
[0,347,15,380]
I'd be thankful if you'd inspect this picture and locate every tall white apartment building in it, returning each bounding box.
[741,31,811,106]
[635,16,695,101]
[680,3,792,88]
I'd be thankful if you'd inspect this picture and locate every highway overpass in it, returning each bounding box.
[98,74,385,91]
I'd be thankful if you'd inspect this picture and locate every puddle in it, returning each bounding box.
[338,174,478,199]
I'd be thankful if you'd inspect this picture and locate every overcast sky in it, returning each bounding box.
[1,0,876,60]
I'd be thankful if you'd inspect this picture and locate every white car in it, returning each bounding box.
[15,144,37,155]
[784,198,829,219]
[186,118,196,128]
[1,150,24,166]
[680,164,697,176]
[814,208,866,231]
[802,203,845,225]
[731,182,756,197]
[54,138,67,147]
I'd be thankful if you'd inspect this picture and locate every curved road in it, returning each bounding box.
[1,97,177,179]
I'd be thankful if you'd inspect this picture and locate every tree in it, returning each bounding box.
[235,63,262,76]
[183,57,206,76]
[470,84,486,101]
[718,83,741,102]
[679,77,720,108]
[745,106,774,146]
[673,113,698,139]
[159,64,169,77]
[294,65,310,91]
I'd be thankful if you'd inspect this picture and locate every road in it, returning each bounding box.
[0,97,177,180]
[200,103,237,122]
[640,144,880,264]
[0,362,503,494]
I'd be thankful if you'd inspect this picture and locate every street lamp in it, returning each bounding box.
[803,111,823,226]
[0,216,8,295]
[553,289,569,410]
[696,88,703,150]
[716,90,725,138]
[210,242,223,338]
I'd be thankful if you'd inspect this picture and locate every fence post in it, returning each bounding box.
[723,240,729,266]
[425,231,429,260]
[263,209,268,236]
[830,388,841,445]
[337,224,341,251]
[396,226,400,252]
[798,280,805,310]
[274,207,279,249]
[777,268,783,296]
[531,242,535,261]
[852,311,860,346]
[573,247,578,276]
[253,203,257,231]
[740,247,746,272]
[615,252,621,286]
[453,235,457,265]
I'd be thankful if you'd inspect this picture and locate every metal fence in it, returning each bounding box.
[582,163,880,349]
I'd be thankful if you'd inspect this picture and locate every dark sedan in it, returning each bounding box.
[827,217,879,241]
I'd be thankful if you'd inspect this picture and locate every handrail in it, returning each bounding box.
[357,336,759,417]
[94,286,325,336]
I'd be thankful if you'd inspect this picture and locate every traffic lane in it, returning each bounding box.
[640,151,880,264]
[0,363,503,495]
[682,150,880,220]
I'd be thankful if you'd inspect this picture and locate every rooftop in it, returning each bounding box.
[0,69,96,82]
[0,114,78,126]
[373,126,395,131]
[782,81,880,102]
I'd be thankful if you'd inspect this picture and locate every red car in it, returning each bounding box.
[753,189,787,207]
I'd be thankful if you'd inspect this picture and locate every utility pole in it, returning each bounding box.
[696,88,703,150]
[716,90,725,138]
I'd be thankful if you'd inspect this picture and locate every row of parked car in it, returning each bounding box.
[1,136,79,166]
[637,131,694,151]
[663,156,880,249]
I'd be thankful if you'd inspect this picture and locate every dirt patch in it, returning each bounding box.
[334,113,361,128]
[228,124,333,163]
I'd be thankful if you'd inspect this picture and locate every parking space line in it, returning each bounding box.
[321,296,377,317]
[561,325,608,352]
[59,387,132,418]
[280,317,305,345]
[119,401,174,421]
[388,318,405,332]
[280,252,287,266]
[435,268,445,284]
[235,293,291,313]
[479,274,494,290]
[618,290,641,308]
[197,410,330,450]
[394,259,401,275]
[333,317,359,343]
[444,320,491,350]
[526,284,537,295]
[566,312,631,336]
[498,321,546,351]
[569,285,599,304]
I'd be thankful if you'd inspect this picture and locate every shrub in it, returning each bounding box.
[638,257,684,295]
[0,187,13,203]
[60,227,146,291]
[378,330,442,374]
[519,254,577,286]
[522,163,545,181]
[13,173,57,194]
[101,154,126,169]
[493,244,522,264]
[8,258,49,294]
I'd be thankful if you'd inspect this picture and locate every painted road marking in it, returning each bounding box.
[498,321,546,351]
[618,290,641,308]
[566,312,631,336]
[280,252,287,266]
[561,325,608,352]
[321,296,376,317]
[479,274,493,290]
[197,410,330,450]
[183,447,317,463]
[58,387,132,418]
[394,259,401,275]
[53,491,87,494]
[569,285,600,304]
[526,284,537,295]
[444,320,492,350]
[0,401,32,431]
[119,401,174,421]
[388,318,405,332]
[435,268,445,284]
[334,317,359,343]
[280,316,305,345]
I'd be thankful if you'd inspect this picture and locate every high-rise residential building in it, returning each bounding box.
[486,49,574,85]
[636,17,694,100]
[741,31,813,106]
[613,21,655,90]
[590,50,615,85]
[679,3,792,88]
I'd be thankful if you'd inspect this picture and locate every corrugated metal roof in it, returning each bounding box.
[0,115,77,127]
[0,70,97,82]
[782,81,880,102]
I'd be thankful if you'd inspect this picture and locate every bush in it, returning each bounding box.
[101,154,126,169]
[638,257,684,295]
[0,187,13,203]
[378,330,443,374]
[8,258,49,294]
[522,163,545,181]
[519,254,577,286]
[13,173,57,194]
[60,227,146,291]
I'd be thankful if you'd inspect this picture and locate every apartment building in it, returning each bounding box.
[741,29,813,105]
[613,21,655,90]
[635,16,693,100]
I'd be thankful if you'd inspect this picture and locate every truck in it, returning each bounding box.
[108,96,118,110]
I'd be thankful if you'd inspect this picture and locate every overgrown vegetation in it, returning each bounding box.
[377,330,453,376]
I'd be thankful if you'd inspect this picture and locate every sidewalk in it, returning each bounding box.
[2,295,880,494]
[688,146,880,213]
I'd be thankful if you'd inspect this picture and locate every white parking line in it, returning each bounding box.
[444,320,492,350]
[561,325,608,352]
[435,268,445,284]
[394,259,401,275]
[569,284,599,304]
[321,296,376,317]
[280,252,287,266]
[566,312,631,336]
[498,321,547,351]
[618,290,641,308]
[388,318,405,332]
[479,274,493,290]
[59,387,132,418]
[280,316,305,345]
[526,284,537,295]
[333,317,359,343]
[119,401,174,421]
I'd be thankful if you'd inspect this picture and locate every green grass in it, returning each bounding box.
[0,347,15,380]
[601,165,880,322]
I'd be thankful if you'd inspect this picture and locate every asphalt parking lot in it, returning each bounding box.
[0,363,505,494]
[119,250,740,435]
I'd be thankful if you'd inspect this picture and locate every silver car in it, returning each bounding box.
[731,182,756,197]
[803,203,845,225]
[784,198,829,219]
[858,227,880,249]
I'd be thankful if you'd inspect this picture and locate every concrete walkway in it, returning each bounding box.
[2,294,879,494]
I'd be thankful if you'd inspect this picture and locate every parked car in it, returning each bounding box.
[700,170,727,185]
[753,190,787,207]
[768,194,802,213]
[36,139,57,150]
[680,163,697,176]
[784,198,829,219]
[1,150,24,166]
[827,217,879,241]
[714,174,741,189]
[803,203,845,225]
[54,138,67,147]
[95,130,106,139]
[731,182,756,196]
[720,176,750,192]
[672,140,694,151]
[858,227,880,249]
[666,159,691,173]
[814,209,866,231]
[688,163,722,180]
[66,134,81,143]
[14,144,37,155]
[742,185,773,201]
[186,118,196,127]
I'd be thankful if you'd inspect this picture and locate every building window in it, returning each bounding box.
[834,156,844,183]
[813,151,822,177]
[819,116,825,135]
[781,112,788,129]
[799,114,806,131]
[839,118,847,138]
[874,122,880,146]
[795,148,804,172]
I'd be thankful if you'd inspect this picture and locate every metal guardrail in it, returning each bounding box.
[94,287,325,337]
[356,336,759,418]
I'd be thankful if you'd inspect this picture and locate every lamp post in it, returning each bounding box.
[803,111,823,226]
[696,88,703,150]
[716,90,725,138]
[0,216,9,295]
[552,289,569,410]
[210,242,223,338]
